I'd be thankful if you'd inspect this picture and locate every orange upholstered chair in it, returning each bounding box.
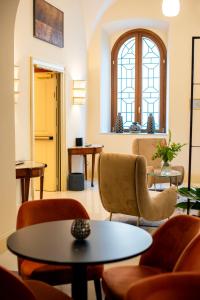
[102,214,200,300]
[16,199,103,299]
[125,272,200,300]
[174,232,200,272]
[0,265,70,300]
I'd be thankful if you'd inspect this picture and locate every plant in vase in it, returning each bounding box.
[152,130,186,175]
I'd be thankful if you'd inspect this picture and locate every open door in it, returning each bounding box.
[34,70,59,191]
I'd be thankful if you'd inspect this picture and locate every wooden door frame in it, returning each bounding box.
[30,57,66,192]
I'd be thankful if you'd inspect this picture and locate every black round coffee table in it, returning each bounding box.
[7,220,152,300]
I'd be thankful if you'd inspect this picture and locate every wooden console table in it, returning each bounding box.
[68,144,104,187]
[16,161,47,203]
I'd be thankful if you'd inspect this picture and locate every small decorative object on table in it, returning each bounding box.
[152,130,186,175]
[147,113,155,134]
[129,122,141,133]
[115,113,123,133]
[71,219,91,240]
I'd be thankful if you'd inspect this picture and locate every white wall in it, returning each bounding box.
[87,0,200,183]
[14,0,88,182]
[0,0,19,250]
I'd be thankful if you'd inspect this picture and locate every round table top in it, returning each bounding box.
[147,169,181,178]
[15,160,46,169]
[7,220,152,265]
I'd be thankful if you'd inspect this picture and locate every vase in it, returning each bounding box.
[115,113,124,133]
[147,113,155,134]
[161,161,171,175]
[129,122,141,133]
[71,219,91,240]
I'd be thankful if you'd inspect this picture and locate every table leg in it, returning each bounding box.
[40,175,44,199]
[72,265,87,300]
[154,176,156,191]
[91,153,95,187]
[68,152,72,174]
[24,177,30,202]
[84,155,87,180]
[20,179,25,203]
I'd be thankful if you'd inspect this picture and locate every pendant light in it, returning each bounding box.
[162,0,180,17]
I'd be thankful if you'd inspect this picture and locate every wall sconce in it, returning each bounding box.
[72,80,86,105]
[162,0,180,17]
[14,65,20,103]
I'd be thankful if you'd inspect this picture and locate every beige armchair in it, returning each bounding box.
[132,138,184,188]
[98,152,177,224]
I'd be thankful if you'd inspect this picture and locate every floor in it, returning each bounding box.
[0,180,185,299]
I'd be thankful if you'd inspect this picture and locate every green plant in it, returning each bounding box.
[176,187,200,211]
[152,130,186,163]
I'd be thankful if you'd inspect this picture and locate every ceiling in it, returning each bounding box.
[80,0,116,44]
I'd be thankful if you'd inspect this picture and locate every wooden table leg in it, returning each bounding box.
[68,152,72,174]
[84,155,87,180]
[91,153,95,187]
[24,177,30,202]
[40,175,44,199]
[20,178,25,203]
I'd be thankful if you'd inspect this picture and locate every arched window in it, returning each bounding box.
[111,29,166,132]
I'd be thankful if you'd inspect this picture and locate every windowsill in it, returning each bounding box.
[100,132,168,136]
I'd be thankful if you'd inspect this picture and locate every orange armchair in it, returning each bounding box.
[126,272,200,300]
[0,265,70,300]
[16,198,103,299]
[102,214,200,300]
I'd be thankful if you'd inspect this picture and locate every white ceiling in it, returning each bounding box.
[80,0,116,44]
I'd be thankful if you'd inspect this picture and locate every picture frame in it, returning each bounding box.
[33,0,64,48]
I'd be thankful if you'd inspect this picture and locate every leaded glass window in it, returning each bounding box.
[142,37,160,130]
[117,38,135,129]
[111,29,166,133]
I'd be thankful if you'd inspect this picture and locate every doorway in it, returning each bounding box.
[34,69,60,191]
[30,58,67,194]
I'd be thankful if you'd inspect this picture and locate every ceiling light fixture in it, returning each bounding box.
[162,0,180,17]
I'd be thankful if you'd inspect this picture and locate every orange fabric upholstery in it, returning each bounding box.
[140,214,200,271]
[125,272,200,300]
[0,265,70,300]
[174,233,200,272]
[16,199,103,293]
[102,215,200,300]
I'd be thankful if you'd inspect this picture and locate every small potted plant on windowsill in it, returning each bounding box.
[152,130,186,175]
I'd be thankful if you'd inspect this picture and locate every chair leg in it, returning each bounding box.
[109,213,112,221]
[136,217,140,226]
[94,279,102,300]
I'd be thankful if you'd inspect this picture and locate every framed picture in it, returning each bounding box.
[33,0,64,48]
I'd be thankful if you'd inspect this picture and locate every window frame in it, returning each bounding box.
[111,28,167,132]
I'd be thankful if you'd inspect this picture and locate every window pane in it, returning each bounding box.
[141,37,160,130]
[117,38,135,129]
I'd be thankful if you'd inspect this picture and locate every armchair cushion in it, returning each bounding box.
[125,272,200,300]
[102,215,200,300]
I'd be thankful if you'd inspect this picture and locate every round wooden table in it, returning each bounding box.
[16,161,47,202]
[7,220,152,300]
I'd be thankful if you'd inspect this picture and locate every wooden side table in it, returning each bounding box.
[68,144,104,187]
[16,161,47,202]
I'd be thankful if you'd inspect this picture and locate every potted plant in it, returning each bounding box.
[177,187,200,213]
[152,130,186,174]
